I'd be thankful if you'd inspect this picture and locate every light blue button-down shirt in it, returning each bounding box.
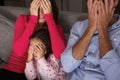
[61,15,120,80]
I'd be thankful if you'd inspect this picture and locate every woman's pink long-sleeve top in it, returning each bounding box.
[3,13,65,73]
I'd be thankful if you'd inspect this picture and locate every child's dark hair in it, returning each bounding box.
[30,29,52,59]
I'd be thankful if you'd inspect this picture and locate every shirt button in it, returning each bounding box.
[91,50,95,53]
[87,62,90,65]
[89,50,95,57]
[114,38,117,41]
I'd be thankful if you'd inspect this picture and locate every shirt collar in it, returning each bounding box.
[108,14,120,30]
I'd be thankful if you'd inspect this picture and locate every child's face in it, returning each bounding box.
[30,38,46,58]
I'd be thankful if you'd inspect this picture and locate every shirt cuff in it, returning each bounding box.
[102,49,119,59]
[29,15,38,23]
[100,49,120,71]
[37,57,46,64]
[26,61,34,67]
[61,48,82,72]
[68,48,82,63]
[44,13,54,21]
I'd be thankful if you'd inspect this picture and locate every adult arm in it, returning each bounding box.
[45,13,66,59]
[13,0,40,56]
[97,0,113,58]
[12,15,38,56]
[100,49,120,80]
[42,0,65,59]
[61,21,96,73]
[98,1,120,80]
[61,0,98,73]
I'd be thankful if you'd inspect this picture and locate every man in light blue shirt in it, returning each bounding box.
[61,0,120,80]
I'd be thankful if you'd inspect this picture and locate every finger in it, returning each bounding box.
[91,0,97,15]
[95,1,99,15]
[109,0,115,13]
[36,45,42,51]
[31,0,36,6]
[34,0,41,9]
[87,0,94,13]
[41,0,47,11]
[110,8,115,19]
[28,46,34,52]
[104,0,109,15]
[35,41,46,49]
[38,43,46,51]
[31,0,38,7]
[44,0,51,8]
[47,0,51,6]
[34,45,44,56]
[34,46,42,53]
[34,48,37,54]
[39,42,46,50]
[100,0,105,16]
[42,0,52,13]
[35,44,44,52]
[37,43,46,53]
[95,0,99,25]
[98,1,101,16]
[35,3,40,10]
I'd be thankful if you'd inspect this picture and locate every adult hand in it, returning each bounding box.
[27,46,34,62]
[30,0,41,16]
[87,0,98,28]
[41,0,52,14]
[97,0,115,28]
[33,42,46,60]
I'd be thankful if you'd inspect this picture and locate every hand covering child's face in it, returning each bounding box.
[30,38,46,52]
[30,38,47,60]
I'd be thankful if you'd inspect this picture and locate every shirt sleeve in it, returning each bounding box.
[36,55,60,79]
[25,61,37,80]
[100,49,120,80]
[12,15,38,56]
[45,13,66,59]
[61,22,83,73]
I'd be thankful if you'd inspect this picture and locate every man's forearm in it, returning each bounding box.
[98,26,113,58]
[72,26,96,60]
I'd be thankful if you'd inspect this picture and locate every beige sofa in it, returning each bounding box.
[0,6,87,67]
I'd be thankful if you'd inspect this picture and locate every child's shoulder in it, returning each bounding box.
[48,54,59,62]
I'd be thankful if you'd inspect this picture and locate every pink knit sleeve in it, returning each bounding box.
[45,13,66,59]
[36,55,60,79]
[25,61,37,80]
[12,15,38,56]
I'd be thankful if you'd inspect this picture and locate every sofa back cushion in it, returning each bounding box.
[0,14,14,67]
[0,6,29,22]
